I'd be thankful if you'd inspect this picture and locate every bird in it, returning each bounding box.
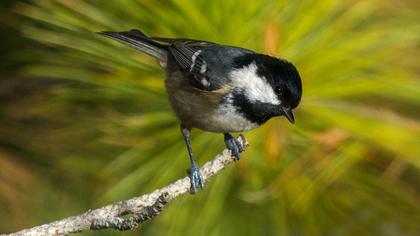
[98,29,302,193]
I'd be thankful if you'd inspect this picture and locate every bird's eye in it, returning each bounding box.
[275,86,283,96]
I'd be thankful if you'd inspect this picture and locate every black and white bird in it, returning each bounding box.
[98,29,302,193]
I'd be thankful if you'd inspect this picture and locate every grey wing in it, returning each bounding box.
[155,38,252,91]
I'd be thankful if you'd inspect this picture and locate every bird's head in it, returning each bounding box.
[230,54,302,125]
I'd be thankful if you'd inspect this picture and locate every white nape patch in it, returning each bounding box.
[189,50,202,72]
[229,62,280,105]
[200,62,207,74]
[211,94,259,132]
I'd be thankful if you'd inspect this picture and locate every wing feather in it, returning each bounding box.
[162,39,216,90]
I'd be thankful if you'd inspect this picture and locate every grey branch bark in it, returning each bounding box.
[5,135,248,236]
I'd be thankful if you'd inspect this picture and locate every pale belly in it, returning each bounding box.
[166,88,259,132]
[197,104,259,133]
[165,71,259,133]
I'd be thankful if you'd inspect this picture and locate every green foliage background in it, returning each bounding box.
[1,0,420,235]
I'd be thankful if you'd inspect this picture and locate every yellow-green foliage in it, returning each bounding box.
[1,0,419,235]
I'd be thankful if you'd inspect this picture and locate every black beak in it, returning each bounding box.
[282,107,295,124]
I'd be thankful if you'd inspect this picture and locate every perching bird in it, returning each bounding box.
[98,29,302,193]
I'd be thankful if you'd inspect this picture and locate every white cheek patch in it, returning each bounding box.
[229,62,280,105]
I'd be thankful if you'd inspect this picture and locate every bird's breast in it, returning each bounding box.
[165,72,258,133]
[206,103,259,132]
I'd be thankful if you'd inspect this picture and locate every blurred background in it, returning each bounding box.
[1,0,420,235]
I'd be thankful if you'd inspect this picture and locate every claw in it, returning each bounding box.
[187,162,204,194]
[224,133,244,160]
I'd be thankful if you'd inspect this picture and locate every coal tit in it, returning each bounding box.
[98,29,302,193]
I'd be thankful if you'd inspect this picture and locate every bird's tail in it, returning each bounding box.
[97,29,167,63]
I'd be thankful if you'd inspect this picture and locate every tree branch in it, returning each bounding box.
[5,135,248,236]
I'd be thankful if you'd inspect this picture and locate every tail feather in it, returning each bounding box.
[97,29,167,62]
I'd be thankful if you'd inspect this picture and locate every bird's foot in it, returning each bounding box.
[187,162,204,194]
[224,133,245,161]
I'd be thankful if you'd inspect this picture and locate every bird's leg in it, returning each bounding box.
[224,133,245,160]
[181,125,204,194]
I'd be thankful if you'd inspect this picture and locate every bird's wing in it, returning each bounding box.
[168,40,210,72]
[163,39,218,90]
[154,37,241,91]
